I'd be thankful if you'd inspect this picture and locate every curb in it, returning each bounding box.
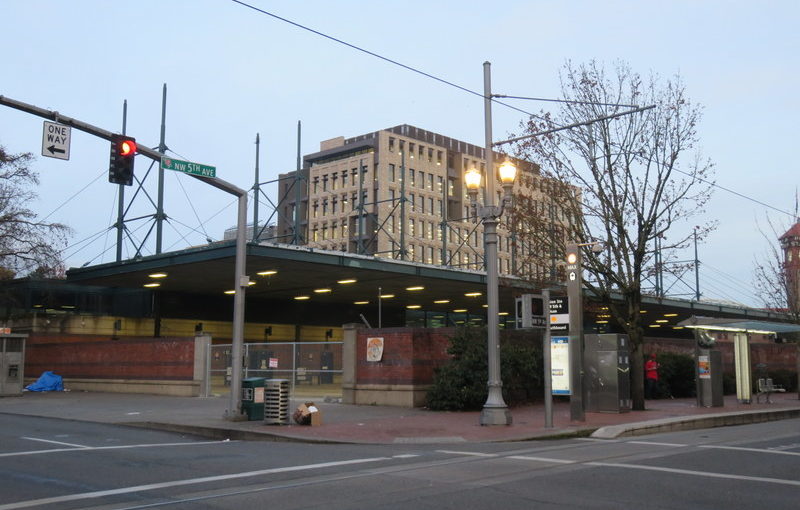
[119,421,348,444]
[590,407,800,439]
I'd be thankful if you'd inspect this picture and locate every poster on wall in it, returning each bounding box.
[551,336,571,395]
[698,355,711,379]
[366,337,384,362]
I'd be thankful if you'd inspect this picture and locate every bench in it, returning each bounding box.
[756,378,786,403]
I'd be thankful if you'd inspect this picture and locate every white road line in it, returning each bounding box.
[508,455,577,464]
[699,445,800,456]
[436,450,498,457]
[20,437,88,448]
[626,441,688,447]
[587,461,800,487]
[0,440,229,458]
[392,454,421,459]
[0,456,390,510]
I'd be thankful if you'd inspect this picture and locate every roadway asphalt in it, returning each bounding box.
[1,389,799,444]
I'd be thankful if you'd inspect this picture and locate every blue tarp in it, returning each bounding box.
[25,371,64,392]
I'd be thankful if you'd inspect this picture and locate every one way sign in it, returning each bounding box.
[41,121,71,160]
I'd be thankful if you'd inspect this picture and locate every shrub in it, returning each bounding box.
[426,328,543,410]
[650,352,696,399]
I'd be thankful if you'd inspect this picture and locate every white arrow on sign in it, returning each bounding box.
[41,121,71,160]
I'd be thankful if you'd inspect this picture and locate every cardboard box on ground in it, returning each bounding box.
[293,402,323,426]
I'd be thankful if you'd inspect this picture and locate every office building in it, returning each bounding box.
[277,124,565,277]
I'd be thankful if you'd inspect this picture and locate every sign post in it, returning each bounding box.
[41,121,71,160]
[566,242,585,421]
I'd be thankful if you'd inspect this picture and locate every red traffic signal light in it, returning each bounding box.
[119,139,136,157]
[109,135,136,186]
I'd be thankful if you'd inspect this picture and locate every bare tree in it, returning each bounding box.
[0,143,71,279]
[512,61,715,410]
[753,216,800,318]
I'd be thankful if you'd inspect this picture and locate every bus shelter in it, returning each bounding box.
[679,316,800,404]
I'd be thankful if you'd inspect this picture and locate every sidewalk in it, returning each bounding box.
[1,390,798,444]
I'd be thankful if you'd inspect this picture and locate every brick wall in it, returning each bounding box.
[356,327,453,386]
[645,336,797,373]
[25,334,195,381]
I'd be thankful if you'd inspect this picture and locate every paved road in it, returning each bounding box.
[1,415,798,509]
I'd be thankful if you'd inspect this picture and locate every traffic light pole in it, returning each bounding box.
[0,94,250,420]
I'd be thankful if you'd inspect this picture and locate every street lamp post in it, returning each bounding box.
[465,61,517,426]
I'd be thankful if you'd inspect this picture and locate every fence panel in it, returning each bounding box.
[210,342,343,399]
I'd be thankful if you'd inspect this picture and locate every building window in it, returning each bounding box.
[420,221,426,239]
[312,202,319,219]
[428,174,433,191]
[409,220,415,237]
[313,177,319,194]
[389,137,395,152]
[342,223,348,239]
[420,195,425,214]
[322,175,328,192]
[428,148,434,162]
[437,150,443,165]
[389,163,396,182]
[351,192,357,210]
[410,193,415,212]
[332,174,338,190]
[322,200,328,216]
[331,222,337,239]
[448,178,455,197]
[322,225,328,240]
[428,197,434,215]
[312,228,318,242]
[428,246,434,264]
[437,199,443,216]
[332,198,337,214]
[437,176,443,192]
[428,222,434,240]
[410,169,415,187]
[419,171,424,188]
[351,168,357,186]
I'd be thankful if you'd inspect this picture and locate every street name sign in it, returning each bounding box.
[41,121,71,160]
[160,156,216,178]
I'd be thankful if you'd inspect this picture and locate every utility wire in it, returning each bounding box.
[230,1,792,221]
[41,168,107,222]
[229,0,534,117]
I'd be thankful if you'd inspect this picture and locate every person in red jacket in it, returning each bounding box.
[645,353,659,399]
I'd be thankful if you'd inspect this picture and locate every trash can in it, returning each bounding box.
[241,377,266,421]
[264,379,290,425]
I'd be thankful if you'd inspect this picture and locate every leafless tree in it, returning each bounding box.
[0,144,70,279]
[511,61,715,410]
[753,213,800,321]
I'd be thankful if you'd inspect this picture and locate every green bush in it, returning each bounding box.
[426,327,543,410]
[650,352,696,399]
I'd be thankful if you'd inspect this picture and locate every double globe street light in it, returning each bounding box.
[465,69,518,425]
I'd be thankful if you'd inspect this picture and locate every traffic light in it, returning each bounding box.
[109,134,136,186]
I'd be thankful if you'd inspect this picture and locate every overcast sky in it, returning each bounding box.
[1,0,797,307]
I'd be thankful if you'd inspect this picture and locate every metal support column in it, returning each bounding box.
[156,84,167,254]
